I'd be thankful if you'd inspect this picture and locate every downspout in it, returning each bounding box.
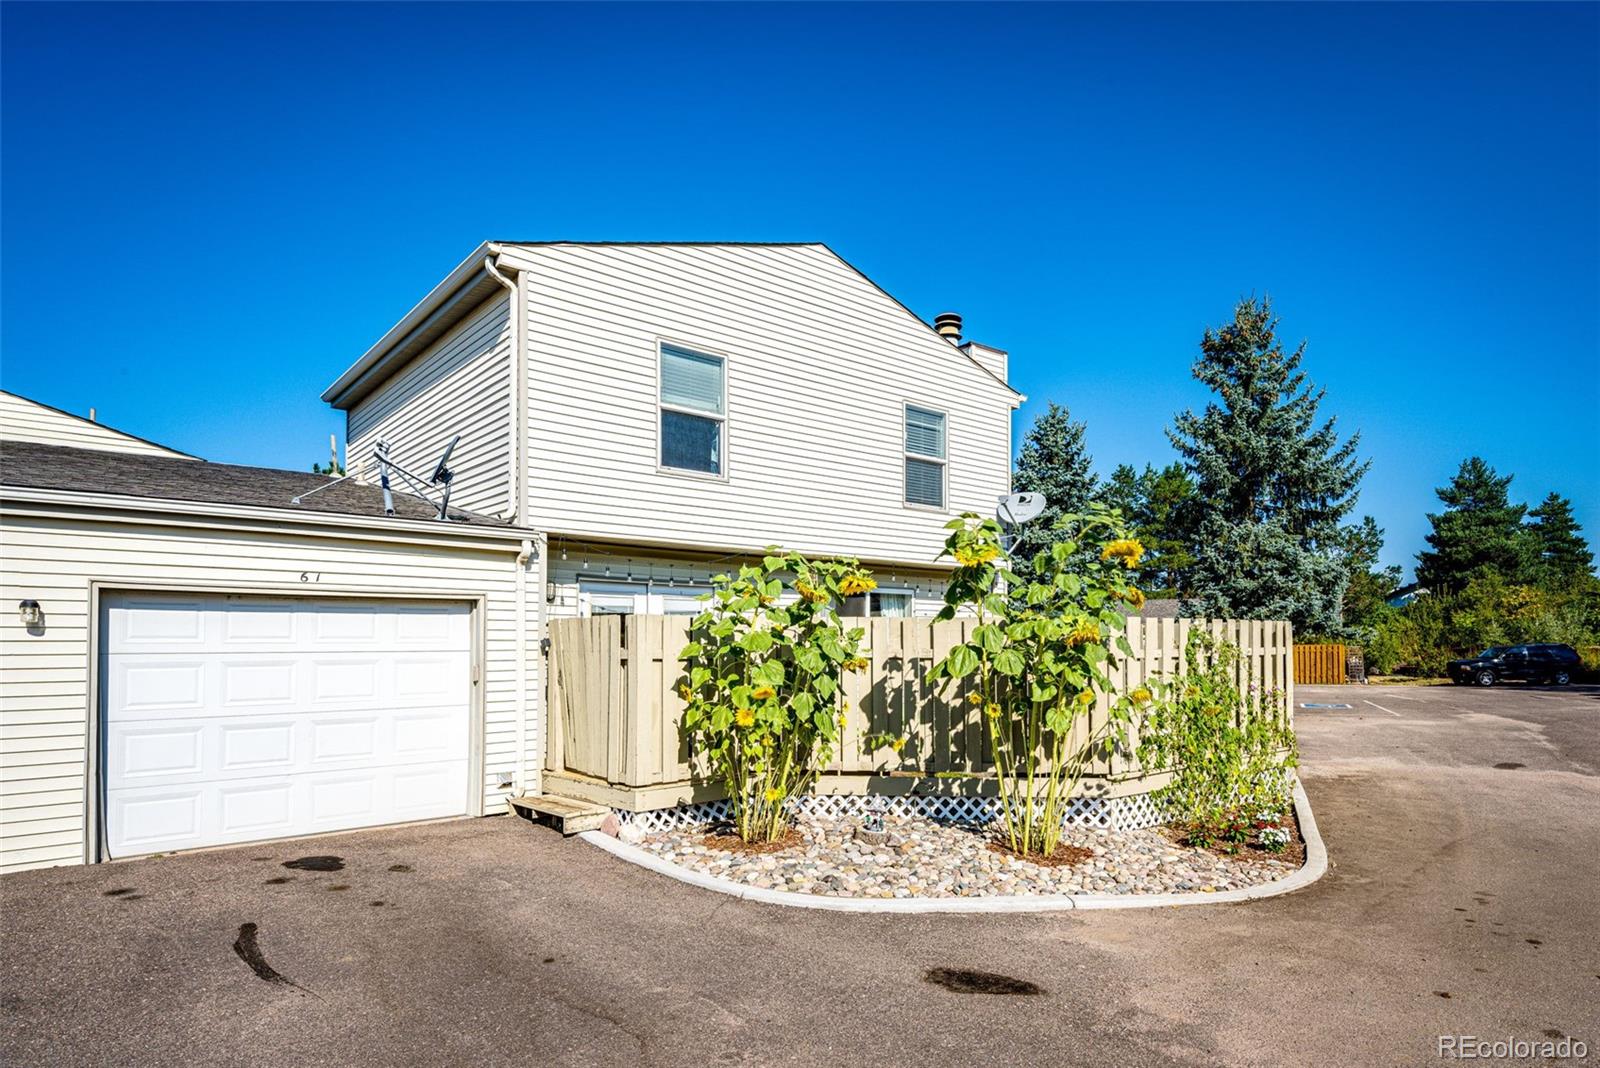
[483,251,525,524]
[515,537,535,796]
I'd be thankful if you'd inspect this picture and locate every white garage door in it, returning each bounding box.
[102,593,473,859]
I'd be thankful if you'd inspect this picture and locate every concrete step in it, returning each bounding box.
[506,794,610,836]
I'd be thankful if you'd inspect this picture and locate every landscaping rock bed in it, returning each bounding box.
[635,812,1298,899]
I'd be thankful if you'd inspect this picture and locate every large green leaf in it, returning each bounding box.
[945,644,981,678]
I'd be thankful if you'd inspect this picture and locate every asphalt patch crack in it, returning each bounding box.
[282,856,343,872]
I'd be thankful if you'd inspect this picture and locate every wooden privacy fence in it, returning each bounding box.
[1294,643,1348,685]
[545,615,1295,810]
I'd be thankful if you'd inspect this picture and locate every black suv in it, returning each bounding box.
[1448,644,1582,686]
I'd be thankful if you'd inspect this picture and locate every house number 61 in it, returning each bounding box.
[299,572,322,583]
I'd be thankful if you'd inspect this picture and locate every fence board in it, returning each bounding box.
[547,614,1294,798]
[1294,643,1346,685]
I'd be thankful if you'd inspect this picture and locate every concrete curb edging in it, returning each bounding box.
[577,775,1328,913]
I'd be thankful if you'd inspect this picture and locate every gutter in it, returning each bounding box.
[483,253,528,524]
[321,241,503,407]
[2,486,539,548]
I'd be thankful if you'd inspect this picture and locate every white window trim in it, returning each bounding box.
[656,338,729,481]
[902,401,948,512]
[843,586,917,618]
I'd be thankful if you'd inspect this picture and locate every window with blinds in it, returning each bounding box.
[904,404,946,508]
[660,344,726,475]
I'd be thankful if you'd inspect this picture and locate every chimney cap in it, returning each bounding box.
[933,312,963,340]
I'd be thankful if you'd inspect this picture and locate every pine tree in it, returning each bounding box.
[1336,516,1402,631]
[1168,297,1368,634]
[1097,462,1196,596]
[1526,492,1594,588]
[1415,457,1529,593]
[1011,402,1096,566]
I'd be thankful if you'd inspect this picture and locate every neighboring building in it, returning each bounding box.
[0,390,197,459]
[1385,583,1429,608]
[1,422,540,873]
[322,242,1022,620]
[1137,598,1183,619]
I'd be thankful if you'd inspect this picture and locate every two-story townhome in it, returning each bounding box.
[322,242,1022,619]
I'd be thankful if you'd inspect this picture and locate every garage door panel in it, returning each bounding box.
[103,595,473,859]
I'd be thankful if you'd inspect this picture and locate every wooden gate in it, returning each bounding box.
[1294,643,1347,685]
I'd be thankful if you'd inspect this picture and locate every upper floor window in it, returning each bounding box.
[904,404,946,508]
[659,343,726,476]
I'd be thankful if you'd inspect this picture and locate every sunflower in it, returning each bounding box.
[794,579,829,604]
[953,543,1000,567]
[966,692,984,706]
[890,738,906,753]
[1101,538,1145,568]
[838,573,877,597]
[1075,690,1095,707]
[751,685,776,700]
[1125,586,1146,610]
[1066,621,1101,647]
[844,656,870,673]
[985,701,1002,719]
[735,708,756,728]
[764,786,783,803]
[677,683,692,701]
[1130,686,1153,704]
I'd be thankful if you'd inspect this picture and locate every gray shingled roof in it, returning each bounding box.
[0,440,508,527]
[1138,598,1183,618]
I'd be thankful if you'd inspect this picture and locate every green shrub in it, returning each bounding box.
[1136,630,1298,842]
[678,551,871,842]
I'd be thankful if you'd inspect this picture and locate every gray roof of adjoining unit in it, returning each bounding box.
[1138,598,1184,618]
[0,439,509,527]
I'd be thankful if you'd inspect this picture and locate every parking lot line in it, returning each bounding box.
[1363,700,1401,716]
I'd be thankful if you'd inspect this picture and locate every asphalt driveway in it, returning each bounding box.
[3,683,1597,1067]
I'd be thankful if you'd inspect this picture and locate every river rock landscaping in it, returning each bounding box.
[634,811,1300,899]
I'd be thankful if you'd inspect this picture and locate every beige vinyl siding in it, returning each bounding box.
[1,392,192,458]
[346,293,513,519]
[0,503,542,873]
[514,244,1016,566]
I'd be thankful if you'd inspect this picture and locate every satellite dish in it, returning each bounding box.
[430,435,460,485]
[996,492,1046,527]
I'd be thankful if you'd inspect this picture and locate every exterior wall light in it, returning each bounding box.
[18,600,43,626]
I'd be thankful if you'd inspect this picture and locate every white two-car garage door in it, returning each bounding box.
[102,593,473,859]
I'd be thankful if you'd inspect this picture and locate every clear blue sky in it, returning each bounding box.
[3,3,1596,578]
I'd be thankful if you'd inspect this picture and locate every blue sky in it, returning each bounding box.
[3,3,1596,578]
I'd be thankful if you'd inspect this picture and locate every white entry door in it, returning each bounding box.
[101,593,473,859]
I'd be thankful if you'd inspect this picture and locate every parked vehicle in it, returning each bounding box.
[1448,644,1582,686]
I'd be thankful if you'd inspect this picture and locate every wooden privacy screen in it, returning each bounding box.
[546,615,1296,795]
[1293,643,1348,685]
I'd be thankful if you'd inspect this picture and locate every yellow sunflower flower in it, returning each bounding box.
[985,702,1002,719]
[953,543,1000,567]
[838,573,877,597]
[1075,690,1095,707]
[735,708,756,728]
[751,685,776,700]
[1067,621,1101,647]
[890,738,906,753]
[1130,686,1153,704]
[677,683,692,701]
[764,786,783,802]
[1125,587,1146,610]
[1101,538,1145,568]
[794,579,829,604]
[966,692,984,706]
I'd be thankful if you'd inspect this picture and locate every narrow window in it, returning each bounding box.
[904,404,946,508]
[660,344,726,475]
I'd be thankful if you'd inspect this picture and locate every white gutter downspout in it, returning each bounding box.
[483,250,526,524]
[514,537,535,796]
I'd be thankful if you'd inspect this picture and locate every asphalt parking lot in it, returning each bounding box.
[2,683,1596,1067]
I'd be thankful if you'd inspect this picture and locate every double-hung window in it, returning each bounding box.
[659,343,726,476]
[903,404,947,508]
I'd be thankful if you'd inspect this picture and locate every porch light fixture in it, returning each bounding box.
[18,599,42,626]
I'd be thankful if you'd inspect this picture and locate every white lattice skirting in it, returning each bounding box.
[615,790,1167,834]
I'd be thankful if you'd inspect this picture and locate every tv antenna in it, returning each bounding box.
[376,436,459,520]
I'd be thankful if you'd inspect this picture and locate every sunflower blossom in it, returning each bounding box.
[838,573,877,597]
[1101,538,1145,568]
[735,708,756,728]
[1066,621,1101,647]
[752,686,776,700]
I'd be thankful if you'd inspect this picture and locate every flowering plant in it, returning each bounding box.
[678,550,870,842]
[927,505,1148,857]
[1136,630,1298,845]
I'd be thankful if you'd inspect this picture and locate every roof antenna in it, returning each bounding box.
[374,436,460,520]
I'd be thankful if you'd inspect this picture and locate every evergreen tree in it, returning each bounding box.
[1097,462,1196,596]
[1415,457,1528,592]
[1526,492,1594,587]
[1336,515,1402,631]
[1168,297,1368,634]
[1011,402,1096,566]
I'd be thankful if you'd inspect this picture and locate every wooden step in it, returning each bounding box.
[506,794,611,836]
